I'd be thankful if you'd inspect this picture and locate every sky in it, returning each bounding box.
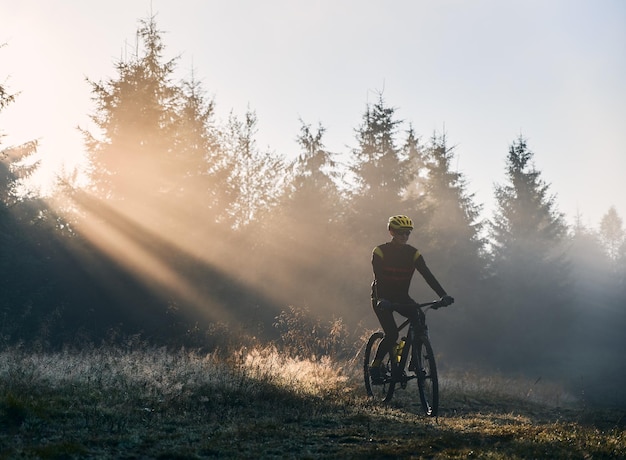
[1,0,625,228]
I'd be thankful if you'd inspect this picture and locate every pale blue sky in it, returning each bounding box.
[1,0,625,228]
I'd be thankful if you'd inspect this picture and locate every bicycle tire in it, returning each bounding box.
[363,331,395,402]
[414,335,439,416]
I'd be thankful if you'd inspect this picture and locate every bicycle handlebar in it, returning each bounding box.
[376,299,450,312]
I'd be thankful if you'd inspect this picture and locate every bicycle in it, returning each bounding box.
[363,299,448,416]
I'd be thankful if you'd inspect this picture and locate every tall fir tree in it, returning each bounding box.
[348,94,408,247]
[491,137,567,265]
[81,15,181,203]
[285,120,344,230]
[599,206,625,265]
[1,47,40,204]
[220,109,284,229]
[399,125,430,236]
[399,131,487,362]
[260,120,356,314]
[597,206,626,340]
[0,58,67,345]
[567,213,626,404]
[72,16,250,340]
[164,73,227,243]
[407,131,486,276]
[488,136,571,372]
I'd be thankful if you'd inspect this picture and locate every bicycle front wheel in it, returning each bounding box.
[363,331,395,402]
[414,336,439,416]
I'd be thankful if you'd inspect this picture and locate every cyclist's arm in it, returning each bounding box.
[414,254,447,298]
[372,246,392,283]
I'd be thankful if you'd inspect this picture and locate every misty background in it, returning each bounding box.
[1,15,625,407]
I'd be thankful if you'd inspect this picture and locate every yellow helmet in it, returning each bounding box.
[388,215,414,231]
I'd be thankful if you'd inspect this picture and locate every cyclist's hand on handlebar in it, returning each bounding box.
[437,295,455,308]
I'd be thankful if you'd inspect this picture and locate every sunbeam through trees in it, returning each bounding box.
[1,15,625,410]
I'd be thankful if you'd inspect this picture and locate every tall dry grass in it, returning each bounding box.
[0,312,623,459]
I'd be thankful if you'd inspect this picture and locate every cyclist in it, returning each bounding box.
[369,215,454,384]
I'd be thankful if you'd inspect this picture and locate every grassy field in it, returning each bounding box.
[0,344,624,459]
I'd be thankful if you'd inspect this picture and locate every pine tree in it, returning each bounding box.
[286,120,344,228]
[348,94,408,244]
[488,136,570,371]
[400,125,428,201]
[599,206,625,263]
[569,216,612,306]
[396,131,487,362]
[164,73,226,242]
[0,141,40,205]
[259,120,354,312]
[72,16,246,340]
[0,58,62,344]
[1,47,40,204]
[220,109,284,229]
[491,137,567,265]
[81,16,181,202]
[407,131,485,274]
[170,74,219,197]
[598,206,626,311]
[567,213,626,400]
[0,49,16,113]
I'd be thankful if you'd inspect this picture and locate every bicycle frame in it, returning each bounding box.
[392,303,434,379]
[364,300,442,415]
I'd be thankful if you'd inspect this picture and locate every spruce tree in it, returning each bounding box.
[1,47,40,204]
[597,207,626,345]
[348,94,408,246]
[399,125,430,237]
[407,131,486,280]
[399,131,487,362]
[0,59,62,345]
[261,120,355,314]
[81,15,181,203]
[599,206,625,264]
[488,136,570,372]
[74,16,239,340]
[567,213,626,402]
[220,109,284,229]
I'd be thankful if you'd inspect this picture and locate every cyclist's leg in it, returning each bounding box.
[393,299,420,323]
[372,300,398,365]
[393,301,422,372]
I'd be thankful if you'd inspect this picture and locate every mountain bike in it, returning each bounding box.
[363,299,447,416]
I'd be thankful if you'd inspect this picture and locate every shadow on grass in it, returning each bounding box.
[1,346,624,459]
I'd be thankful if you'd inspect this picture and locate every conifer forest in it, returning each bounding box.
[1,16,625,411]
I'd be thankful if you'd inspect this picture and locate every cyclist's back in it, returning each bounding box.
[372,241,420,303]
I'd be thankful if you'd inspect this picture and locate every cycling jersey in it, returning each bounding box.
[372,242,447,302]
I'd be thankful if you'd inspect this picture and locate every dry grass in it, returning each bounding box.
[0,344,624,459]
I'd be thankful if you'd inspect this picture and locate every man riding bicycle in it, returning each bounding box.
[369,215,454,384]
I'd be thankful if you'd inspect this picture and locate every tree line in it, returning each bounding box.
[1,17,624,404]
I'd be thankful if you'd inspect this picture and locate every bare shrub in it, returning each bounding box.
[273,305,356,360]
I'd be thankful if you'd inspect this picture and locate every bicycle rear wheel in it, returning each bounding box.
[414,336,439,416]
[363,331,395,402]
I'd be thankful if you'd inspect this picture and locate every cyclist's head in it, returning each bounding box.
[388,215,414,232]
